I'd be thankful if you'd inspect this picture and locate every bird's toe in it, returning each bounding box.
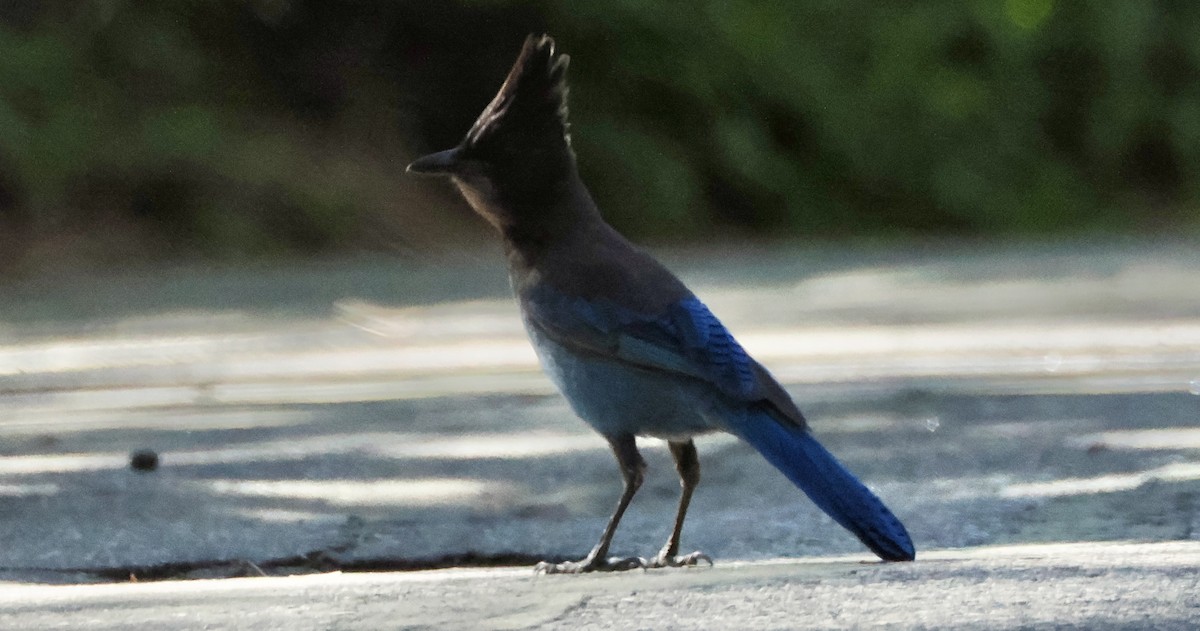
[535,555,646,574]
[649,550,713,569]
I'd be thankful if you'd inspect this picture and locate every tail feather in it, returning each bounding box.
[729,409,915,562]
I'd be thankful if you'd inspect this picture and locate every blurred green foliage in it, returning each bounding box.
[0,1,1198,270]
[546,0,1200,238]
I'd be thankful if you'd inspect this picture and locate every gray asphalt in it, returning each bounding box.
[1,542,1197,630]
[1,241,1199,628]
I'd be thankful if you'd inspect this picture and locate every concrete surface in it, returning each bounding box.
[1,241,1199,628]
[1,542,1198,630]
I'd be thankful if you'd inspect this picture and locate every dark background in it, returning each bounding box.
[1,1,1198,274]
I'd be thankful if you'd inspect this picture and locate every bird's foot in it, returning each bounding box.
[535,555,645,575]
[648,550,713,569]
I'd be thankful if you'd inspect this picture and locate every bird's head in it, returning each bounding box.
[407,34,576,231]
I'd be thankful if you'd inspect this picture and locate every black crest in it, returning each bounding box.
[464,34,572,155]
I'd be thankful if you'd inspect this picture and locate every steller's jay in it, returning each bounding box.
[408,35,915,573]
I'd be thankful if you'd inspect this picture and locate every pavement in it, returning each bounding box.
[1,240,1199,629]
[2,542,1197,630]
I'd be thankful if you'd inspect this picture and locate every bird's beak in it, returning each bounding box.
[406,147,461,176]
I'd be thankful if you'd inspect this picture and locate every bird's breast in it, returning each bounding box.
[522,315,721,440]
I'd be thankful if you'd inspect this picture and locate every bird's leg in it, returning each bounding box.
[649,439,712,568]
[536,434,647,574]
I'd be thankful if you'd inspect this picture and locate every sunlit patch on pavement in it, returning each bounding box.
[1068,427,1200,451]
[366,432,602,460]
[0,482,60,497]
[0,453,128,475]
[230,508,345,524]
[1001,462,1200,498]
[202,477,514,507]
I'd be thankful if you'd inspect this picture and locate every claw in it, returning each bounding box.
[648,550,713,569]
[535,555,647,574]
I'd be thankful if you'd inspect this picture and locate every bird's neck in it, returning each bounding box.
[501,174,605,272]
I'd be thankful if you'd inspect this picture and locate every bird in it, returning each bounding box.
[407,34,915,573]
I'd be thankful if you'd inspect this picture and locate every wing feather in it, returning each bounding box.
[524,286,803,427]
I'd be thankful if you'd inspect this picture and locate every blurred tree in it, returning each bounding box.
[539,0,1200,238]
[0,1,1196,272]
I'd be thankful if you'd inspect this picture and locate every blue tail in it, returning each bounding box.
[728,408,915,561]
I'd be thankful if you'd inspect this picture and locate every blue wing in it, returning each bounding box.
[523,285,763,402]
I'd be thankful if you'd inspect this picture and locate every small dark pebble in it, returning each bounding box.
[130,449,160,472]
